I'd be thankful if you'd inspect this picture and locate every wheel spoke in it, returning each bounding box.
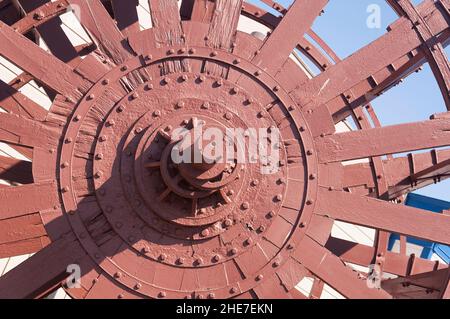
[18,0,79,63]
[342,148,450,198]
[111,0,140,36]
[0,79,47,121]
[67,0,135,64]
[316,188,450,245]
[0,234,86,299]
[148,0,184,46]
[0,113,61,149]
[0,21,90,99]
[316,118,450,163]
[325,236,446,277]
[0,155,33,184]
[292,0,450,114]
[0,181,59,221]
[293,235,391,298]
[253,0,328,75]
[205,0,243,50]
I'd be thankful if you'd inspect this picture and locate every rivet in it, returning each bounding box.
[180,74,188,82]
[306,199,314,205]
[189,48,196,54]
[241,202,250,210]
[216,79,223,86]
[275,194,283,202]
[207,293,215,299]
[107,119,115,127]
[61,162,69,168]
[299,222,306,228]
[231,87,240,94]
[135,127,143,134]
[267,211,276,218]
[251,180,259,186]
[201,229,210,237]
[230,248,238,255]
[224,219,233,227]
[287,243,295,250]
[255,70,262,76]
[168,49,175,55]
[211,51,218,57]
[114,271,123,278]
[234,58,241,64]
[179,48,186,54]
[227,190,235,196]
[65,137,73,144]
[144,54,153,61]
[176,101,185,109]
[309,174,317,180]
[99,136,107,142]
[299,126,305,132]
[212,254,221,262]
[273,86,280,92]
[306,150,313,156]
[198,75,206,82]
[258,225,266,232]
[159,254,167,261]
[225,112,233,120]
[177,257,184,265]
[132,92,139,99]
[162,77,171,85]
[87,94,95,100]
[273,261,281,267]
[118,294,124,299]
[230,287,238,294]
[289,105,296,111]
[158,292,166,298]
[245,238,253,246]
[134,283,142,290]
[144,83,153,91]
[62,186,70,193]
[95,171,103,179]
[256,274,264,281]
[117,105,125,112]
[195,258,203,266]
[202,102,210,109]
[153,110,161,117]
[73,115,81,122]
[121,66,128,71]
[142,246,150,254]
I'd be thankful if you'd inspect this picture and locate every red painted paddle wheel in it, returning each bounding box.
[0,0,449,299]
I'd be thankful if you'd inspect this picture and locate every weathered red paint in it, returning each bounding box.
[0,0,448,299]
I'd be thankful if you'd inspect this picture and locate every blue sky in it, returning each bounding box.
[248,0,449,201]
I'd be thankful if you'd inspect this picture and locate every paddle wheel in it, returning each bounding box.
[0,0,449,299]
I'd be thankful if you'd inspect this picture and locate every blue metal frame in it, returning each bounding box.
[388,193,450,263]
